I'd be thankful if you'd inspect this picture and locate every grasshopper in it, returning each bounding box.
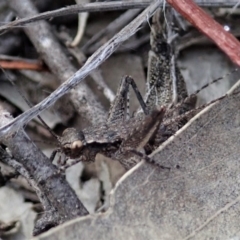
[50,10,194,170]
[53,76,166,170]
[51,9,236,171]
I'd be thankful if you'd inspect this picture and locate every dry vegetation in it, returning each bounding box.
[0,0,240,239]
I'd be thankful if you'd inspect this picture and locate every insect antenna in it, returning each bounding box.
[167,68,240,114]
[164,85,240,127]
[0,67,60,142]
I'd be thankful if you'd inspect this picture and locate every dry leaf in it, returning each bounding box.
[32,79,240,240]
[0,186,36,240]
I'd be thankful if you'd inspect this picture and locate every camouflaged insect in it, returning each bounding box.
[51,9,230,170]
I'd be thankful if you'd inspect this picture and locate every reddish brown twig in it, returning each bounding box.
[167,0,240,67]
[0,59,46,71]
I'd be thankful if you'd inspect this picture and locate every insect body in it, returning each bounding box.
[52,10,192,170]
[57,79,166,170]
[52,9,233,171]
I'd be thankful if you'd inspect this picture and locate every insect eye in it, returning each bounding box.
[71,140,83,150]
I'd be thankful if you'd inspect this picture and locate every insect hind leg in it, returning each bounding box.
[107,76,149,124]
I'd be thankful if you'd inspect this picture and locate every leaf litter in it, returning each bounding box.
[0,0,239,239]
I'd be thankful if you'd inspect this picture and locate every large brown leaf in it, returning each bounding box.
[34,80,240,240]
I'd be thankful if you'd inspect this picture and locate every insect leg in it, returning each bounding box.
[107,76,149,124]
[127,148,170,170]
[49,149,60,162]
[112,107,165,169]
[145,9,193,114]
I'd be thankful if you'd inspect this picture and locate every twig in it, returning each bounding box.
[0,1,149,33]
[0,58,45,71]
[0,1,239,33]
[82,9,141,53]
[0,147,52,211]
[58,31,115,102]
[167,0,240,66]
[8,0,106,126]
[90,70,115,102]
[115,34,150,54]
[69,0,90,47]
[0,1,161,137]
[176,25,240,54]
[0,67,58,139]
[0,107,88,234]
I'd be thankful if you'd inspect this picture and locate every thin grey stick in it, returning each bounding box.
[0,1,149,33]
[0,1,239,33]
[0,1,161,137]
[82,9,141,52]
[90,70,116,102]
[59,32,115,102]
[116,34,150,54]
